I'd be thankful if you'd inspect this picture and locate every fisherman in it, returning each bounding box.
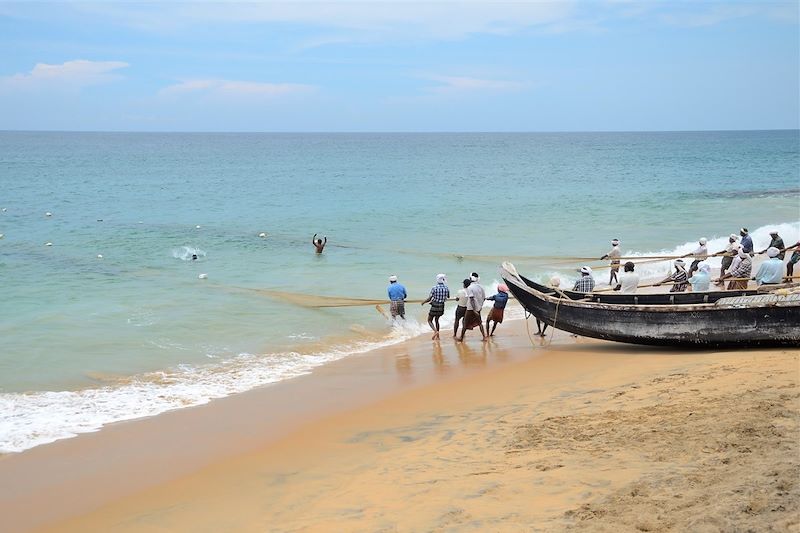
[684,237,708,277]
[600,238,622,286]
[689,262,712,292]
[718,248,752,290]
[740,228,754,255]
[758,231,785,260]
[312,234,327,254]
[753,247,784,286]
[458,273,487,341]
[655,259,689,292]
[453,278,471,338]
[387,275,407,320]
[421,273,450,339]
[536,277,560,336]
[485,284,509,337]
[573,266,595,293]
[613,261,640,293]
[715,234,739,285]
[785,241,800,282]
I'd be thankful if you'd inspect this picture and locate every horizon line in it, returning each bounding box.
[1,128,799,135]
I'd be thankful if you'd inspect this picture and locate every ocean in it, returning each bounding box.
[1,130,798,453]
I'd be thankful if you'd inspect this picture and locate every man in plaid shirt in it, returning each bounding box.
[422,273,450,339]
[573,266,596,293]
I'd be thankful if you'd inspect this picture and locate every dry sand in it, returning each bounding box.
[3,317,798,532]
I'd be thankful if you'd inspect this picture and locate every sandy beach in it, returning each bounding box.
[0,311,796,532]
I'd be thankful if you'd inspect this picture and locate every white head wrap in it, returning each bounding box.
[611,238,619,245]
[699,237,707,245]
[767,247,780,258]
[729,234,738,241]
[674,259,685,269]
[549,276,561,288]
[699,263,711,273]
[436,273,447,284]
[389,275,398,282]
[579,266,592,275]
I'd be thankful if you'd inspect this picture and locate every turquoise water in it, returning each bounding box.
[1,131,798,452]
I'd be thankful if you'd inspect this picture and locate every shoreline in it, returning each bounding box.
[1,315,797,532]
[1,312,550,532]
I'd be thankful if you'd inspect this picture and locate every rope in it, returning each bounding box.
[547,289,565,347]
[523,309,538,348]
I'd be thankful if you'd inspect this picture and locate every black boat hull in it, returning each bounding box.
[502,269,800,348]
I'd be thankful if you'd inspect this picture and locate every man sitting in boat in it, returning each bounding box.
[684,237,708,277]
[758,231,785,260]
[655,259,689,292]
[573,266,595,293]
[689,262,712,292]
[714,234,740,286]
[718,248,752,290]
[754,247,784,286]
[613,261,639,293]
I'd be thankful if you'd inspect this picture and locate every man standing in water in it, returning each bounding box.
[453,278,471,338]
[387,275,407,320]
[421,273,449,340]
[600,238,622,286]
[312,234,327,254]
[459,273,486,342]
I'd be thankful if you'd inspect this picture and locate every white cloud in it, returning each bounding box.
[427,75,528,94]
[160,79,315,98]
[1,60,129,89]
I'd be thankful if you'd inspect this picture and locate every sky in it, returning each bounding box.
[0,1,798,132]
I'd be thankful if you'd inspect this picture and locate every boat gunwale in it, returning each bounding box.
[501,266,799,314]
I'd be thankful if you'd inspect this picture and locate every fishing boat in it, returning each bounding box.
[500,262,800,348]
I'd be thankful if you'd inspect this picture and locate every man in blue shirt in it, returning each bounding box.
[387,275,407,320]
[740,228,754,255]
[754,247,784,285]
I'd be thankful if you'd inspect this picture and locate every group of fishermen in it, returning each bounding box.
[387,272,509,342]
[581,228,800,294]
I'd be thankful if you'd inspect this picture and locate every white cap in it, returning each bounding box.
[699,237,707,245]
[579,266,592,275]
[436,273,447,283]
[729,234,738,240]
[674,258,685,266]
[389,275,398,282]
[767,247,780,258]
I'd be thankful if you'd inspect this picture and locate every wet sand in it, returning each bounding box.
[2,314,798,532]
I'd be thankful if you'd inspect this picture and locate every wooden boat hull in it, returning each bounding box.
[502,266,800,348]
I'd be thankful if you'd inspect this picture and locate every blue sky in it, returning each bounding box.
[0,1,797,132]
